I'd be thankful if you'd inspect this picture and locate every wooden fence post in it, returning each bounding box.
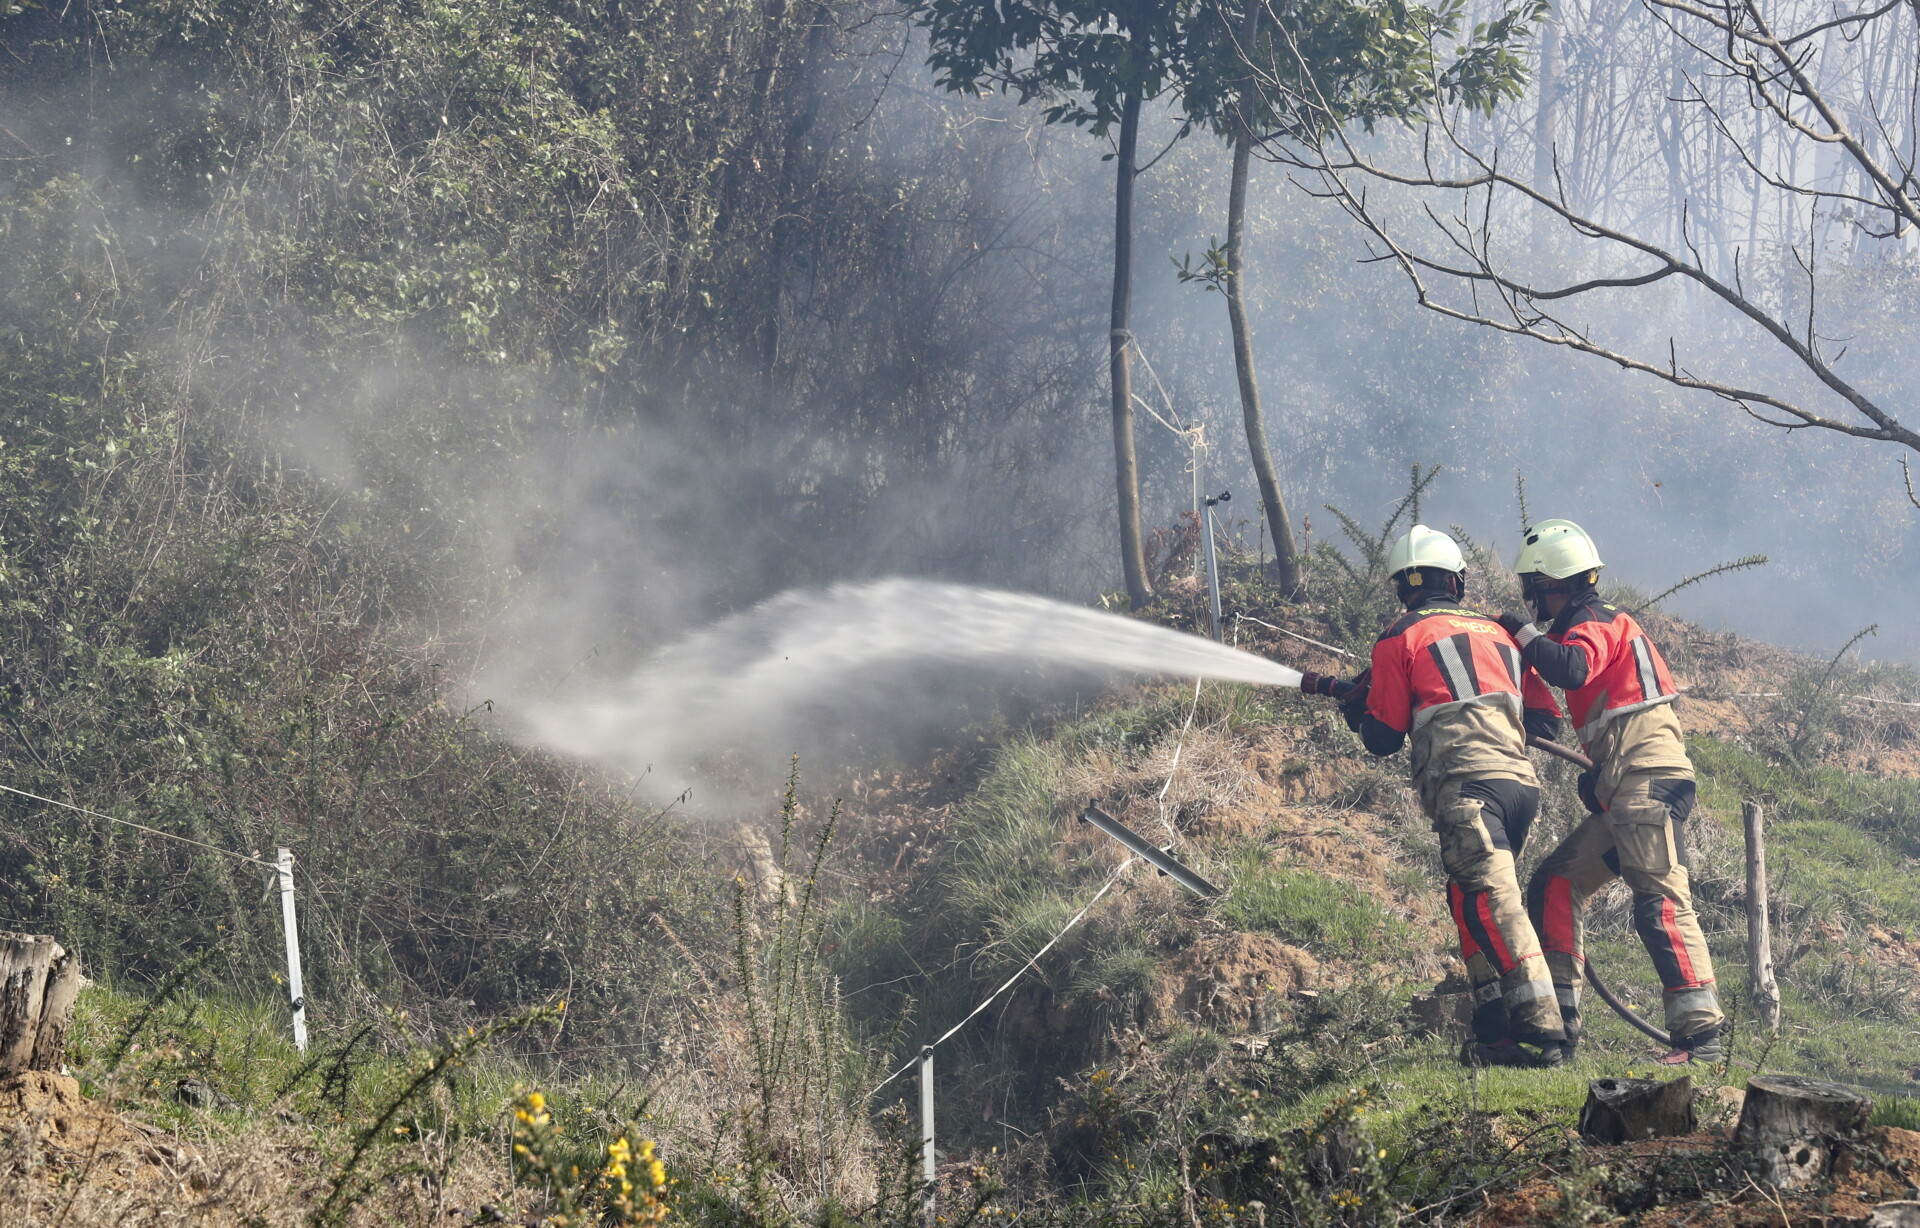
[1743,801,1781,1032]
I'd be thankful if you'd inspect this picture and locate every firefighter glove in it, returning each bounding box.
[1497,611,1532,637]
[1337,669,1372,731]
[1576,771,1602,814]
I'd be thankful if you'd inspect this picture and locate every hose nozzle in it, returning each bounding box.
[1299,672,1359,701]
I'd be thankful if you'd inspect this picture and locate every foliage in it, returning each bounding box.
[1181,0,1544,145]
[911,0,1193,136]
[511,1090,673,1228]
[1642,555,1769,610]
[1782,624,1881,761]
[1306,463,1440,651]
[317,1003,566,1225]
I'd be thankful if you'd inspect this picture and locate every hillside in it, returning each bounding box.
[7,2,1920,1224]
[4,557,1919,1224]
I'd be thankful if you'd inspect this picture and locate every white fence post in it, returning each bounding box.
[1743,802,1781,1032]
[919,1045,935,1223]
[275,847,308,1052]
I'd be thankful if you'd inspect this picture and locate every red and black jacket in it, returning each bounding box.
[1359,595,1561,756]
[1513,591,1678,747]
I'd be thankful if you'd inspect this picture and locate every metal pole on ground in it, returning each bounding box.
[275,847,308,1052]
[1201,490,1229,641]
[919,1045,935,1223]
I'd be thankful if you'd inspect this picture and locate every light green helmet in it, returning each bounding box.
[1386,524,1465,582]
[1515,519,1603,580]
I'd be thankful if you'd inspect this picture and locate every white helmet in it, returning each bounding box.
[1515,519,1603,580]
[1386,524,1465,581]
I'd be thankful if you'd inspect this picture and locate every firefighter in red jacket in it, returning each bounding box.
[1303,525,1568,1067]
[1498,519,1723,1065]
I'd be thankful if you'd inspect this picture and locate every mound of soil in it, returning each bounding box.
[0,1070,149,1156]
[1152,932,1320,1030]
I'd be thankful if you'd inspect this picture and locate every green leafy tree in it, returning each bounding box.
[1176,0,1542,593]
[910,0,1198,608]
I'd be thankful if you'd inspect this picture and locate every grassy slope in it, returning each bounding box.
[14,575,1920,1222]
[819,572,1920,1187]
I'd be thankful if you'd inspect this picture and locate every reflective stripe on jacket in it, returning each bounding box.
[1367,603,1559,735]
[1520,598,1678,746]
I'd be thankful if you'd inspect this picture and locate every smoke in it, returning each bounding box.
[12,0,1913,828]
[508,578,1299,811]
[1107,118,1919,664]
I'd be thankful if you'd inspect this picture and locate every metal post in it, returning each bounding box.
[1080,806,1222,898]
[275,847,308,1052]
[1743,801,1781,1032]
[919,1045,935,1223]
[1201,490,1229,641]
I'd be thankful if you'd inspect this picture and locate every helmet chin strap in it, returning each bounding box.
[1523,570,1597,621]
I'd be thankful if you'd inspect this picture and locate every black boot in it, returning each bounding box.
[1656,1028,1723,1065]
[1462,1039,1566,1069]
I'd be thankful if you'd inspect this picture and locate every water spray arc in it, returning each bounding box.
[519,579,1302,808]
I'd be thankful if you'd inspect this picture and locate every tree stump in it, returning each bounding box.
[0,934,80,1074]
[1579,1075,1696,1144]
[1734,1075,1872,1188]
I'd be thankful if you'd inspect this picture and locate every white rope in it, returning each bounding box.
[864,856,1136,1101]
[1235,614,1354,659]
[1731,691,1920,710]
[0,782,272,867]
[1121,334,1209,536]
[1154,676,1207,844]
[1123,334,1195,443]
[866,672,1212,1104]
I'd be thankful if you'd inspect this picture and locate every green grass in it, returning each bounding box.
[1692,734,1920,864]
[1872,1095,1920,1130]
[65,979,539,1139]
[1217,843,1412,957]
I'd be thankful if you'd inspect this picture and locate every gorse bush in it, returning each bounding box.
[511,1090,674,1228]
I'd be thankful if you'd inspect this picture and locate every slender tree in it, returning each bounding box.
[1179,0,1543,594]
[911,0,1192,607]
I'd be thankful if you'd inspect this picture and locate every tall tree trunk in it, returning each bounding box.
[1111,85,1153,607]
[1226,0,1299,593]
[1533,14,1560,193]
[1225,124,1299,592]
